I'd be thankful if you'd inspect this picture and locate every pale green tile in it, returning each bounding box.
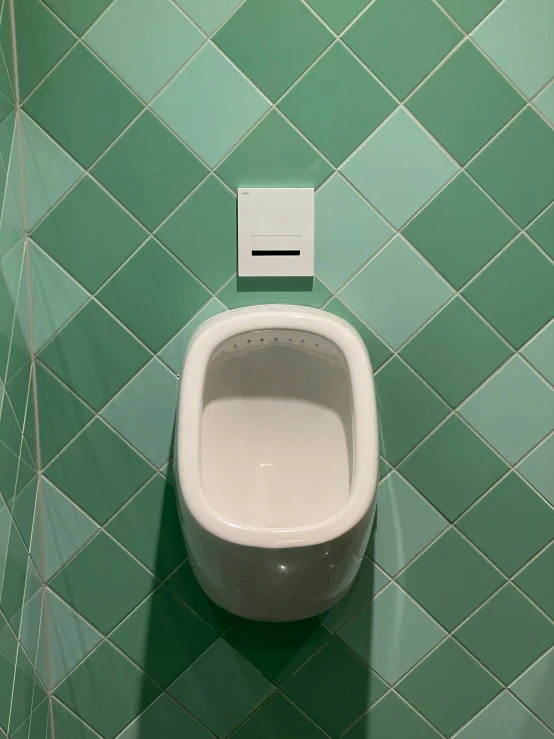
[153,42,269,167]
[534,81,554,125]
[456,691,553,739]
[85,0,204,101]
[517,435,554,505]
[340,236,453,349]
[18,589,42,668]
[341,109,458,228]
[522,321,554,385]
[512,648,554,731]
[315,174,394,291]
[472,0,554,97]
[175,0,241,33]
[159,299,226,374]
[460,357,554,464]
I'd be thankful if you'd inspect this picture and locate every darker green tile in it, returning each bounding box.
[344,0,462,99]
[283,638,387,738]
[10,646,45,733]
[280,43,395,166]
[44,418,155,525]
[456,585,554,684]
[403,173,517,289]
[396,639,502,737]
[468,108,554,227]
[39,301,151,410]
[436,0,501,31]
[50,531,156,633]
[528,203,554,259]
[216,111,333,191]
[231,694,328,739]
[54,642,160,739]
[374,358,449,465]
[0,612,18,732]
[32,176,147,292]
[12,479,37,550]
[224,617,330,686]
[36,363,93,466]
[0,443,23,509]
[24,44,142,167]
[52,699,103,739]
[92,111,208,230]
[112,585,216,688]
[0,524,27,623]
[115,694,213,739]
[399,416,508,521]
[98,239,210,352]
[398,529,505,631]
[325,298,392,370]
[44,0,113,35]
[305,0,370,32]
[214,0,332,101]
[407,43,524,165]
[515,544,554,619]
[463,235,554,349]
[12,698,50,739]
[457,473,554,576]
[400,298,512,406]
[344,691,442,739]
[157,175,236,292]
[170,639,273,738]
[107,475,186,579]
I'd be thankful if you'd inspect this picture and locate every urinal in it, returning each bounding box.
[175,305,379,621]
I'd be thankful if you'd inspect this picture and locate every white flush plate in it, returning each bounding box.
[238,188,314,277]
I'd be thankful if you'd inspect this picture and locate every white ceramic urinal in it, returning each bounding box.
[175,305,379,621]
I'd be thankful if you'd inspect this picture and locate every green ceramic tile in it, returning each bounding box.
[456,691,553,739]
[175,0,242,34]
[44,0,112,35]
[214,0,332,101]
[35,364,93,467]
[99,239,210,352]
[55,642,160,739]
[463,236,554,349]
[12,478,37,550]
[9,646,45,733]
[340,583,446,684]
[107,475,186,578]
[343,691,442,739]
[398,529,505,630]
[407,43,524,164]
[119,693,213,739]
[231,694,328,739]
[401,298,512,406]
[456,584,554,684]
[396,639,502,737]
[324,299,392,370]
[0,613,17,731]
[319,557,389,633]
[517,434,554,505]
[402,173,517,289]
[224,617,330,686]
[436,0,501,31]
[535,81,554,125]
[367,472,447,576]
[216,111,333,190]
[170,639,273,737]
[14,0,74,99]
[154,43,269,167]
[112,585,216,688]
[218,275,333,310]
[468,108,554,227]
[0,523,28,622]
[24,44,142,168]
[50,531,156,633]
[512,648,554,731]
[459,357,554,464]
[523,321,554,385]
[52,698,103,739]
[515,544,554,619]
[280,43,395,166]
[101,359,178,467]
[341,237,453,349]
[283,638,387,737]
[305,0,370,32]
[45,418,155,525]
[528,203,554,259]
[92,112,208,230]
[159,299,226,374]
[11,698,50,739]
[374,359,450,465]
[85,0,204,102]
[344,0,462,99]
[341,110,458,228]
[157,176,236,291]
[32,177,147,293]
[39,301,151,410]
[399,416,508,521]
[457,473,554,576]
[315,175,394,291]
[472,0,554,97]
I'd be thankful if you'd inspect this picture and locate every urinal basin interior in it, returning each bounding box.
[200,328,353,530]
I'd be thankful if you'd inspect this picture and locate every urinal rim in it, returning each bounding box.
[176,305,379,548]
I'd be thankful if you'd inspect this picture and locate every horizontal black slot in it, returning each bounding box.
[252,250,301,256]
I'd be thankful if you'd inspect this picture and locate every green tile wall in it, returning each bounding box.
[3,0,554,737]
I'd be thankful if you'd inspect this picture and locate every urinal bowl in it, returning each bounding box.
[176,305,379,621]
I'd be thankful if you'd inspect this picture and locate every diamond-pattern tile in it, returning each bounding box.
[528,202,554,259]
[517,434,554,505]
[522,321,554,385]
[305,0,371,33]
[324,299,392,371]
[515,544,554,619]
[436,0,502,32]
[44,0,113,36]
[344,691,442,739]
[231,694,328,739]
[455,691,553,739]
[117,693,214,739]
[535,81,554,126]
[175,0,242,34]
[512,648,554,731]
